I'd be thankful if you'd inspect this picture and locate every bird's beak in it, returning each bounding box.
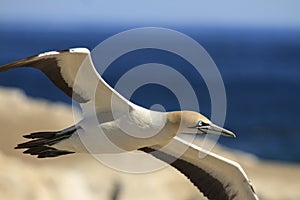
[200,123,236,138]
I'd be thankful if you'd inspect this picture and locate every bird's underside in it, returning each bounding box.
[0,48,259,200]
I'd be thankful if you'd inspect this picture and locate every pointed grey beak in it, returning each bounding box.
[201,123,236,138]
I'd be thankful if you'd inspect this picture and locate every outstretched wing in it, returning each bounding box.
[0,48,130,112]
[140,136,259,200]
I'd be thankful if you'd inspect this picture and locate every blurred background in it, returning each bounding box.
[0,1,300,200]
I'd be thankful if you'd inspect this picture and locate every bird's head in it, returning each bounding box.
[167,111,236,137]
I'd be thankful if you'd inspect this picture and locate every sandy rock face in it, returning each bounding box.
[0,87,300,200]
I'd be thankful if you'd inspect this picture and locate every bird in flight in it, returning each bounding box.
[0,48,258,200]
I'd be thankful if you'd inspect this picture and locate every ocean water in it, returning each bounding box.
[0,24,299,162]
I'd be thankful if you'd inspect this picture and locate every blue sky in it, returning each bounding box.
[1,0,300,27]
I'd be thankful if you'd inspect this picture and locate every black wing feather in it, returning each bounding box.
[139,147,230,200]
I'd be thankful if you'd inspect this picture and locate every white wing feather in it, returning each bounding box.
[0,48,130,112]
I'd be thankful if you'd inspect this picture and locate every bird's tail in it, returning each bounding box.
[15,126,77,158]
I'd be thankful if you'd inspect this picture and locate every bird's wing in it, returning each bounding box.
[0,48,130,112]
[140,136,259,200]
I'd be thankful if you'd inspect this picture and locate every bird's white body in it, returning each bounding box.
[0,48,259,200]
[58,107,171,154]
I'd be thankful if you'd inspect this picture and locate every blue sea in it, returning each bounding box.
[0,23,299,163]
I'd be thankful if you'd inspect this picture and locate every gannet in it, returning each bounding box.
[0,48,259,200]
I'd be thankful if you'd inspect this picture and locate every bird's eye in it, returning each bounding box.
[197,120,203,127]
[197,120,209,127]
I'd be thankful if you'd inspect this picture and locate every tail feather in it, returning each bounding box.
[15,126,77,158]
[23,131,58,139]
[23,146,56,155]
